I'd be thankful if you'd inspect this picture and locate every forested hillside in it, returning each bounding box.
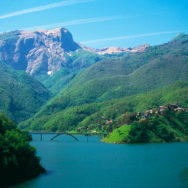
[0,62,51,123]
[21,34,188,130]
[20,82,188,132]
[37,50,108,94]
[0,114,45,187]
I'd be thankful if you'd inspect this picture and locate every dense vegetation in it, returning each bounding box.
[0,114,45,187]
[19,81,188,132]
[0,62,51,123]
[36,50,104,94]
[36,50,128,95]
[102,109,188,144]
[28,33,188,125]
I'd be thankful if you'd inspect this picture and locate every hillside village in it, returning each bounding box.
[75,103,187,133]
[137,103,186,119]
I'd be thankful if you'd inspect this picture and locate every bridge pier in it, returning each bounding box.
[40,133,42,141]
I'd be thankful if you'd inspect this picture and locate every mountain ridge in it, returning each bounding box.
[0,28,149,77]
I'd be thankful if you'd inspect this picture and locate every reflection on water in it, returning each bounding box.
[13,134,188,188]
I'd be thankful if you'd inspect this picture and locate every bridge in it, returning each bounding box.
[29,131,107,142]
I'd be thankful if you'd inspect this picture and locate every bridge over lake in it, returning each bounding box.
[29,131,107,142]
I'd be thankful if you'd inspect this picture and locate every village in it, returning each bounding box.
[136,103,186,119]
[75,103,187,133]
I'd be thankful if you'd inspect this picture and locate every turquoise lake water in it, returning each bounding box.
[13,134,188,188]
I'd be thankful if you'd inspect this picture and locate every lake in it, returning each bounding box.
[13,134,188,188]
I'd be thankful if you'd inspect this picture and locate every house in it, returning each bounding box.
[159,105,167,112]
[174,107,185,112]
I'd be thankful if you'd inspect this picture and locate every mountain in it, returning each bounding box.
[0,28,148,95]
[1,28,187,132]
[36,49,108,94]
[39,50,132,94]
[27,33,188,122]
[0,62,51,123]
[0,28,80,76]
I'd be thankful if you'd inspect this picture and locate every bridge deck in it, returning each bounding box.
[29,131,106,141]
[29,131,106,136]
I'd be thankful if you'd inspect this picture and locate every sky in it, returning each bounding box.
[0,0,188,48]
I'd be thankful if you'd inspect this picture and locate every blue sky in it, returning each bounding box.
[0,0,188,48]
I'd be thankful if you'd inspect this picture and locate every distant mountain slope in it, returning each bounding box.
[40,50,130,94]
[0,62,51,123]
[19,81,188,131]
[92,44,149,55]
[31,33,188,120]
[37,49,110,94]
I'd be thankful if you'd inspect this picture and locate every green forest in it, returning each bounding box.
[19,81,188,133]
[0,62,51,123]
[0,114,45,187]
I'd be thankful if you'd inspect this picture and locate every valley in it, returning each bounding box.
[1,1,188,187]
[0,29,187,139]
[0,28,188,188]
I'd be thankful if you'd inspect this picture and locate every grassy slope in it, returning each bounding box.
[0,62,51,123]
[101,125,131,143]
[19,81,188,132]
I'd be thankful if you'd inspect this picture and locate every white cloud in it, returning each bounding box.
[81,31,180,44]
[24,16,129,31]
[0,0,94,20]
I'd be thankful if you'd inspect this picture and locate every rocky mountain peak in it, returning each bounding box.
[0,27,80,76]
[0,27,150,76]
[20,27,67,37]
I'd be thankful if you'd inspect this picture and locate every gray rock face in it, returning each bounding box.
[0,28,149,77]
[0,28,80,76]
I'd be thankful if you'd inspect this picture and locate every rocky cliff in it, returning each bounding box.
[0,28,80,76]
[0,28,149,76]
